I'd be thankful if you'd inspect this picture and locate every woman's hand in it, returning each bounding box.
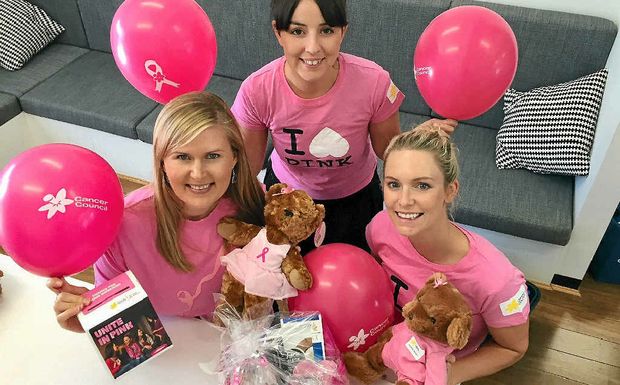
[415,118,458,136]
[47,277,91,333]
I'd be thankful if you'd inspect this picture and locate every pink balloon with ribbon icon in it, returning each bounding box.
[0,144,124,277]
[110,0,218,104]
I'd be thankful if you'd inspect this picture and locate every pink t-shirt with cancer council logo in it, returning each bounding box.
[231,53,405,200]
[94,186,237,318]
[366,211,530,358]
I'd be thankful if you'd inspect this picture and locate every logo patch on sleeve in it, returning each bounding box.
[500,284,528,316]
[387,81,400,104]
[405,335,425,360]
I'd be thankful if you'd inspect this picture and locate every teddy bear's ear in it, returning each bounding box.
[446,314,472,349]
[401,300,416,320]
[311,204,326,228]
[266,183,287,201]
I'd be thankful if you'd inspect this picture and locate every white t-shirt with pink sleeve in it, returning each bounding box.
[366,211,530,357]
[94,186,237,318]
[231,53,405,200]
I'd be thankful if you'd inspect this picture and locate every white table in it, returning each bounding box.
[0,255,224,385]
[0,255,392,385]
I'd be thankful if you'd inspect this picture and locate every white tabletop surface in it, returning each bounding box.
[0,255,391,385]
[0,255,225,385]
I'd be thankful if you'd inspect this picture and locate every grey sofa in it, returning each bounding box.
[1,0,619,289]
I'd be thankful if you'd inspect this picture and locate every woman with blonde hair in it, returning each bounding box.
[366,129,529,384]
[48,92,265,332]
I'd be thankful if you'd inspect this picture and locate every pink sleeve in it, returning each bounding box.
[231,78,268,131]
[481,272,530,329]
[370,71,404,124]
[423,351,448,385]
[93,241,128,286]
[365,218,377,255]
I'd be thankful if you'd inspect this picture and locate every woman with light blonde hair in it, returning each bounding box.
[366,128,530,384]
[48,92,265,332]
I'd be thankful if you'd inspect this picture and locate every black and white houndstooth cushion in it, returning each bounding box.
[0,0,65,71]
[496,69,608,176]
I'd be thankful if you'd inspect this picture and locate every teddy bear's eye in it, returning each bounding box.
[430,317,436,324]
[284,209,294,217]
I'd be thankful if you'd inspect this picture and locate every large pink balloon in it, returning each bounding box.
[414,6,518,120]
[110,0,217,104]
[289,244,394,353]
[0,144,124,277]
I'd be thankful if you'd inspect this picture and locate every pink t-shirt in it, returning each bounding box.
[366,211,530,357]
[125,342,143,360]
[220,228,296,300]
[231,53,405,200]
[94,186,237,317]
[382,322,453,385]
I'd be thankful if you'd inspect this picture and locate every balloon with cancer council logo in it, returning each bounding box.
[110,0,218,104]
[289,243,395,353]
[0,144,124,277]
[413,6,518,120]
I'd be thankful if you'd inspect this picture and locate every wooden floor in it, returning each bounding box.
[3,175,620,384]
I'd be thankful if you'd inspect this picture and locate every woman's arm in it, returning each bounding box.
[448,321,529,384]
[241,127,268,176]
[369,111,401,160]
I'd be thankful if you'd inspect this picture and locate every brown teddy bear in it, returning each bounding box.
[344,273,472,385]
[217,183,325,320]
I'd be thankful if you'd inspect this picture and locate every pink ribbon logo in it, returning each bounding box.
[256,247,269,263]
[144,60,180,92]
[433,276,448,288]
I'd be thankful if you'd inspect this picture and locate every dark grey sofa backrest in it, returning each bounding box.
[74,0,282,79]
[198,0,281,80]
[30,0,88,48]
[451,0,617,129]
[70,0,617,128]
[342,0,451,116]
[76,0,122,53]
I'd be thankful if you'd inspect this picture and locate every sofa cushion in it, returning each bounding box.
[0,92,21,125]
[21,51,157,138]
[447,0,617,129]
[28,0,88,48]
[0,43,87,97]
[496,69,608,176]
[136,75,242,143]
[343,0,451,116]
[0,0,66,71]
[453,123,573,245]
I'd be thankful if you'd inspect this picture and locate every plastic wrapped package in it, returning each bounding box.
[214,301,349,385]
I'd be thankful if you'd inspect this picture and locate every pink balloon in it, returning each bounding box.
[289,244,394,353]
[414,6,518,120]
[110,0,218,104]
[0,144,124,277]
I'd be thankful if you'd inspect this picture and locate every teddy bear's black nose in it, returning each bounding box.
[284,209,294,217]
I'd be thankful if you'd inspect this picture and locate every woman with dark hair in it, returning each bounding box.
[137,327,155,354]
[104,344,121,377]
[233,0,456,253]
